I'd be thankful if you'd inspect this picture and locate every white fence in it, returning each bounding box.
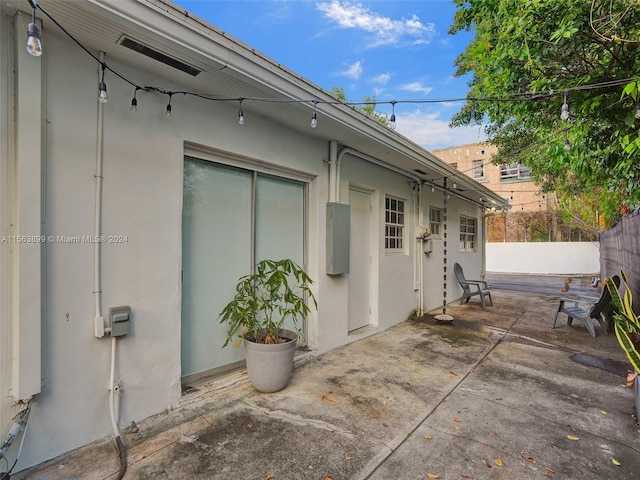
[486,242,600,275]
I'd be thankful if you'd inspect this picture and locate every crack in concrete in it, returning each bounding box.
[356,303,533,480]
[241,400,356,438]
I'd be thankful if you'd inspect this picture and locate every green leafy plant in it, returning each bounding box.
[607,271,640,373]
[218,259,317,347]
[449,0,640,227]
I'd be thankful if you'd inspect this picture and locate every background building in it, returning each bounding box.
[433,143,595,242]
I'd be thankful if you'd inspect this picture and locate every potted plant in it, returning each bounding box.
[218,259,317,392]
[607,271,640,413]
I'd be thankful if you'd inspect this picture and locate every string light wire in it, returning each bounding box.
[26,0,640,208]
[32,0,640,118]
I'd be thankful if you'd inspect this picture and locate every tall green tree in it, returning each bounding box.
[450,0,640,227]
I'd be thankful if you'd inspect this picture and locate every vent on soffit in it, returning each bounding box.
[117,35,202,76]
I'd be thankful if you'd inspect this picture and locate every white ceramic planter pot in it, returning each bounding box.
[244,329,297,393]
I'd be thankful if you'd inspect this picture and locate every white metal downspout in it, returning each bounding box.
[418,184,425,316]
[413,185,421,316]
[328,140,337,203]
[94,54,104,338]
[481,206,487,281]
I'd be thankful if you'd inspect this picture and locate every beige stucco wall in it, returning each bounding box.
[433,142,551,213]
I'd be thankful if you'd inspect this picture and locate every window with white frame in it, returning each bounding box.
[385,196,405,250]
[429,206,442,236]
[460,215,477,251]
[473,160,485,180]
[500,163,531,180]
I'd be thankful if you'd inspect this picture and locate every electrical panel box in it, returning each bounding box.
[109,306,131,337]
[326,202,350,275]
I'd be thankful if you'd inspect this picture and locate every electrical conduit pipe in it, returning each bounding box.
[333,146,425,316]
[95,52,126,480]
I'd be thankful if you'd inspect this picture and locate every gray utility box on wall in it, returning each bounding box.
[326,202,350,275]
[108,305,131,337]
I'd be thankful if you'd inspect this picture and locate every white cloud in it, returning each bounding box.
[316,0,436,47]
[372,73,391,85]
[399,81,433,95]
[339,60,363,80]
[395,109,487,151]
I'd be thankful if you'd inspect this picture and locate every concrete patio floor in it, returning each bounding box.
[16,287,640,479]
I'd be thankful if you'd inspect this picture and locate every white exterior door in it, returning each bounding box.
[348,187,372,332]
[181,158,305,381]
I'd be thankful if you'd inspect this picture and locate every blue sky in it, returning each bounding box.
[174,0,486,150]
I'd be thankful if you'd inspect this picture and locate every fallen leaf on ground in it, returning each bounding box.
[247,423,253,429]
[450,370,458,376]
[322,477,332,480]
[521,455,536,464]
[491,430,498,436]
[612,457,621,466]
[567,435,580,441]
[601,410,607,415]
[345,456,353,461]
[321,395,336,403]
[462,391,470,396]
[495,397,503,401]
[266,475,275,480]
[460,475,470,479]
[290,433,297,439]
[424,435,433,440]
[485,460,492,468]
[454,418,461,422]
[454,426,462,430]
[545,466,556,474]
[495,458,503,467]
[427,474,440,479]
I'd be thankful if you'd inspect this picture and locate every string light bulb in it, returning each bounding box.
[560,92,569,121]
[431,184,435,193]
[635,100,640,120]
[389,101,397,130]
[26,0,42,57]
[310,100,318,129]
[98,64,107,103]
[452,177,457,189]
[238,98,245,125]
[130,87,139,112]
[165,93,172,117]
